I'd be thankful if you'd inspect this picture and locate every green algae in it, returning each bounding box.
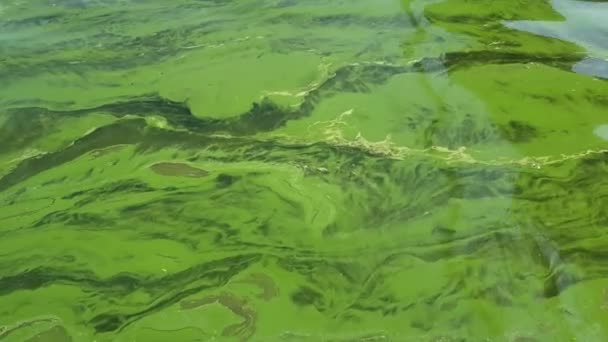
[1,0,608,341]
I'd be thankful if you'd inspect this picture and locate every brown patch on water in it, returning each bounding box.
[89,145,127,158]
[234,272,280,301]
[149,162,209,178]
[180,292,256,341]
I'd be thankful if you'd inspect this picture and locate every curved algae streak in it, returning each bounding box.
[0,254,262,335]
[180,293,256,341]
[1,44,592,150]
[2,113,608,194]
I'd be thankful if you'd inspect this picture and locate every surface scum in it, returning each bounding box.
[1,0,608,341]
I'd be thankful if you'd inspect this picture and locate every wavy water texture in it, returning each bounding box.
[1,0,608,341]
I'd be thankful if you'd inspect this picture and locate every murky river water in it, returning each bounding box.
[1,0,608,341]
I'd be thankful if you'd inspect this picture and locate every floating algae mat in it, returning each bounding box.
[1,0,608,341]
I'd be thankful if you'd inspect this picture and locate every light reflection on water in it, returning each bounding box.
[506,0,608,50]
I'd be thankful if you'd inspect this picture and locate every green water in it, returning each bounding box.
[1,0,608,341]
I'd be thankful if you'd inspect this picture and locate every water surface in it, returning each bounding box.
[1,0,608,341]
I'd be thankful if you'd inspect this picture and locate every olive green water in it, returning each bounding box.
[1,0,608,341]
